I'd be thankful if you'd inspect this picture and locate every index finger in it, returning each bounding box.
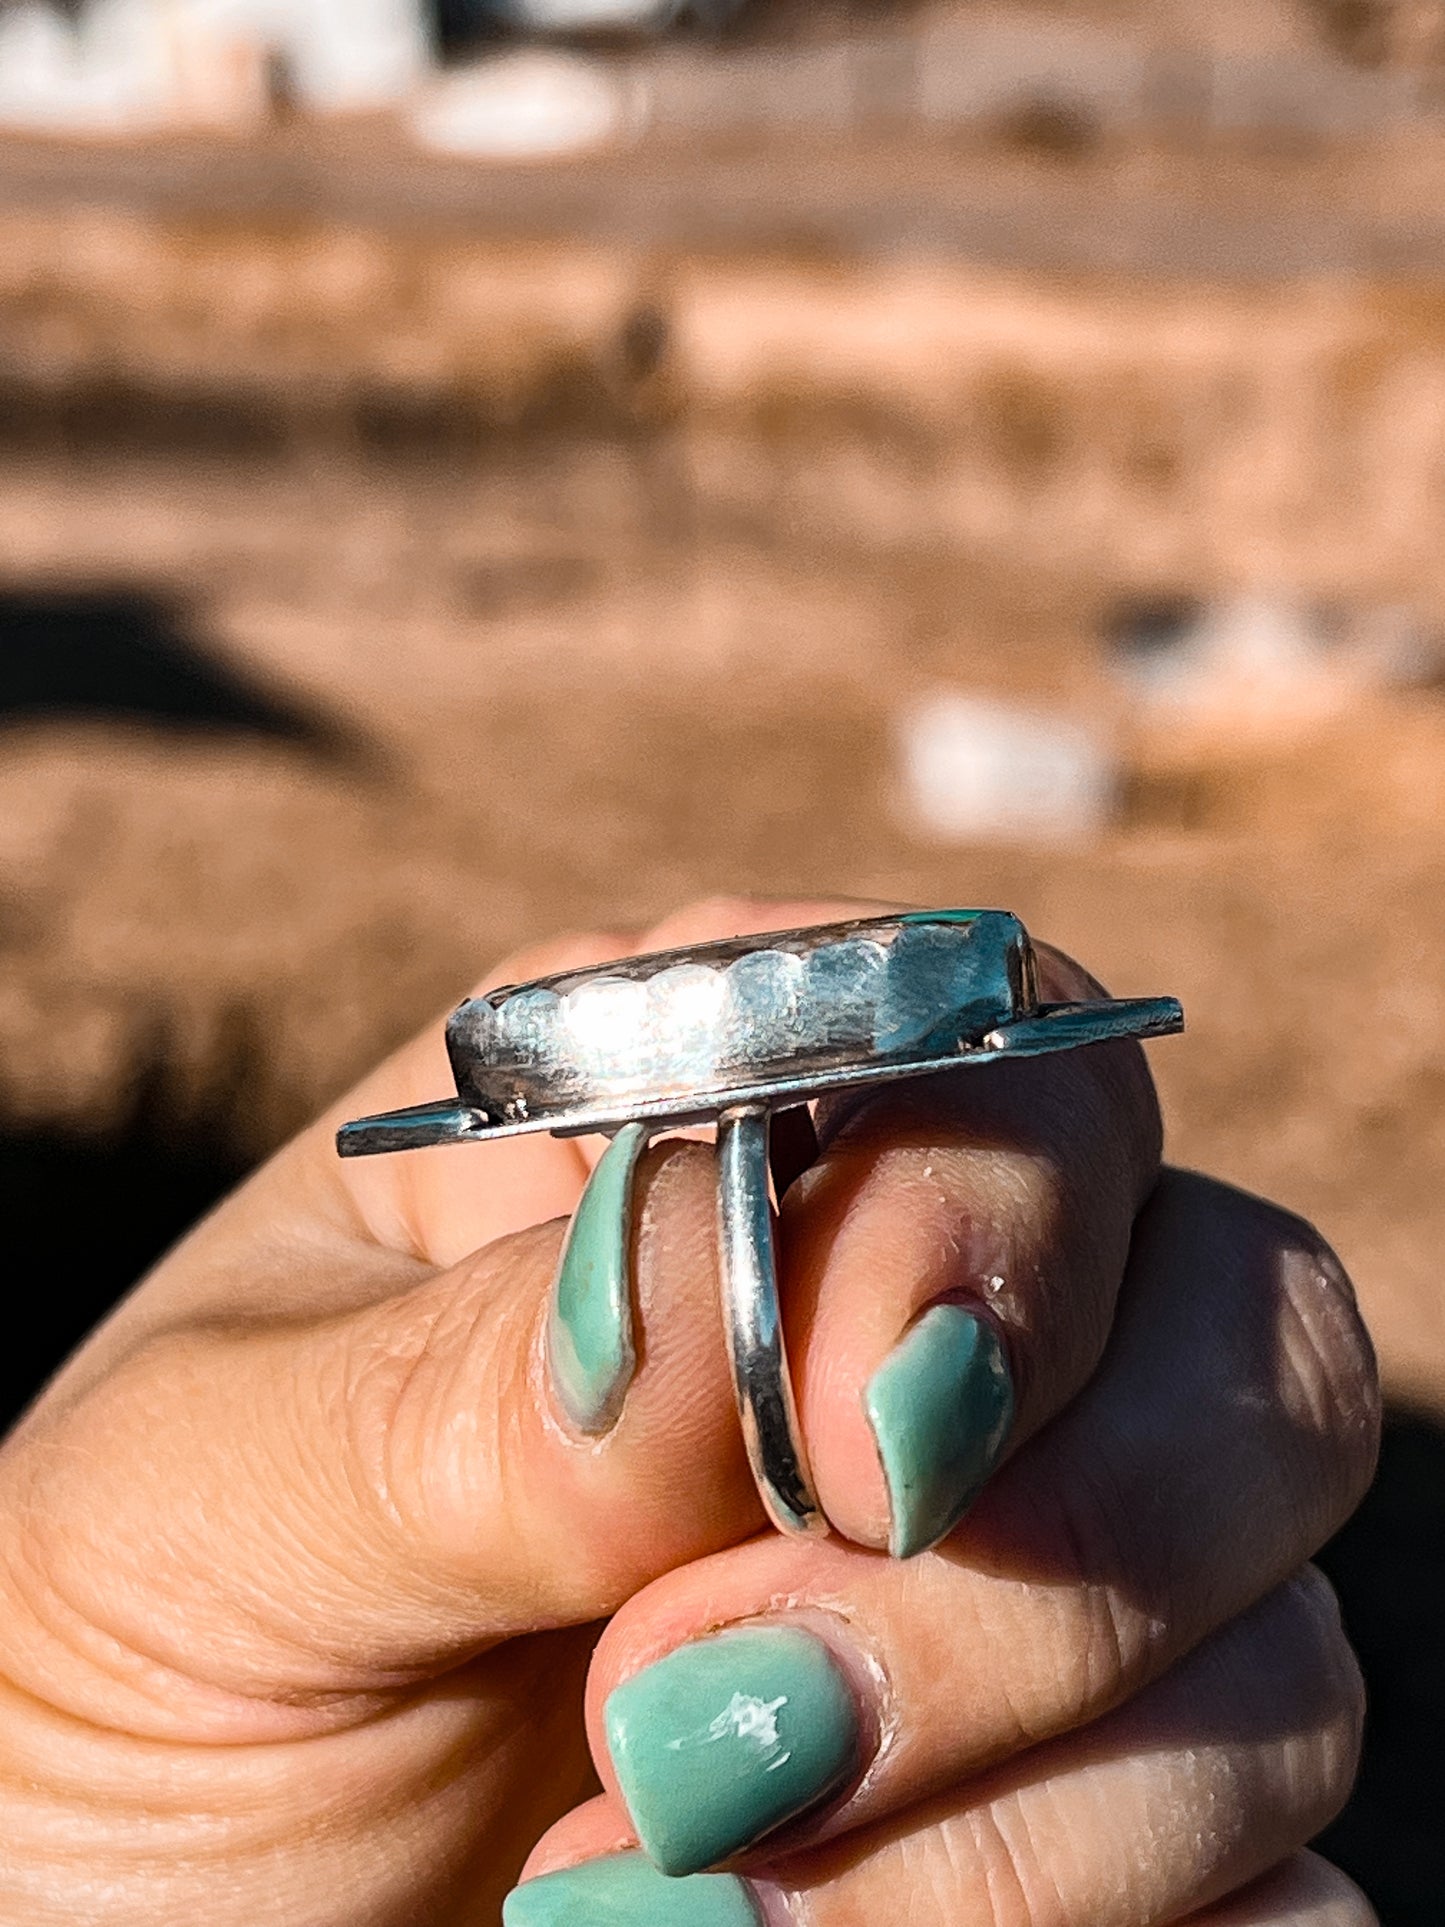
[785,942,1162,1554]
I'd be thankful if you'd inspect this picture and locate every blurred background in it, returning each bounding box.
[1,0,1442,1915]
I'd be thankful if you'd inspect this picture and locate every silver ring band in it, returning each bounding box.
[715,1104,825,1537]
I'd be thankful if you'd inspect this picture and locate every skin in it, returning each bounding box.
[0,897,1381,1926]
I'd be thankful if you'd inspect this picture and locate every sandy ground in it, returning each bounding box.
[0,427,1440,1409]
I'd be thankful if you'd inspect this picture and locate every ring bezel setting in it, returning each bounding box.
[338,911,1182,1157]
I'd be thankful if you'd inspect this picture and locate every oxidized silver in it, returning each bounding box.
[338,910,1182,1537]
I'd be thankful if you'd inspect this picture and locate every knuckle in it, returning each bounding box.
[639,894,780,954]
[1033,939,1108,1002]
[1269,1568,1368,1830]
[477,927,630,992]
[1273,1220,1381,1514]
[642,895,878,954]
[1322,1884,1384,1927]
[338,1242,532,1559]
[1268,1856,1383,1927]
[1000,1457,1152,1733]
[937,1797,1042,1927]
[1326,1883,1383,1927]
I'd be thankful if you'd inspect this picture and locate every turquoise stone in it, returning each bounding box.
[547,1122,649,1435]
[604,1625,858,1877]
[864,1303,1014,1559]
[503,1853,760,1927]
[899,908,985,923]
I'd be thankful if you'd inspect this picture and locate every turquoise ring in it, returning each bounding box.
[338,910,1182,1537]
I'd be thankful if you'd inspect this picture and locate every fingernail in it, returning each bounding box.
[503,1852,760,1926]
[547,1123,650,1435]
[864,1302,1014,1558]
[605,1624,859,1877]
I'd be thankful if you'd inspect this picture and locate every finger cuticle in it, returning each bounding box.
[864,1302,1015,1559]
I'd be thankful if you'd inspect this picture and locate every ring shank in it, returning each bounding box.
[714,1104,826,1538]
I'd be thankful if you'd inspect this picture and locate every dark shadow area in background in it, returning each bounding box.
[0,588,350,751]
[1315,1411,1445,1927]
[0,1049,253,1428]
[0,1092,1436,1925]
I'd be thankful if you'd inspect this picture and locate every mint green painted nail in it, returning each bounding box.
[605,1625,858,1877]
[503,1852,760,1927]
[864,1303,1014,1559]
[548,1122,649,1435]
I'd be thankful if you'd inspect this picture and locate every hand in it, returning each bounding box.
[0,899,1379,1926]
